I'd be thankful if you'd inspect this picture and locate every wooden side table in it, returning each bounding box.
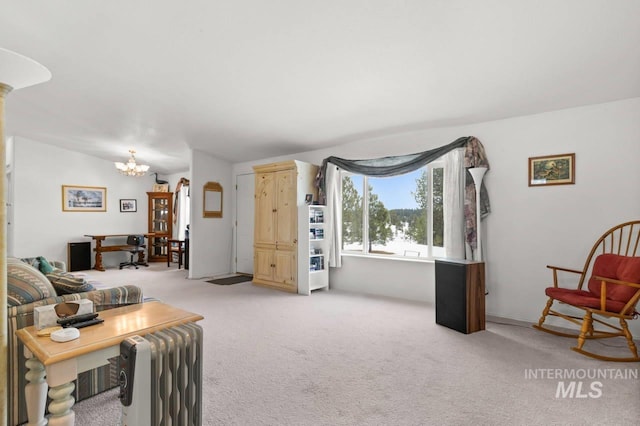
[16,301,203,426]
[166,239,185,269]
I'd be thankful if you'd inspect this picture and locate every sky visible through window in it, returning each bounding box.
[370,168,422,210]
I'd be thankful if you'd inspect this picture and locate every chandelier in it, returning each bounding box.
[115,149,150,177]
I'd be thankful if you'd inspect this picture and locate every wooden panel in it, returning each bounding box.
[254,247,274,282]
[275,168,297,250]
[254,172,276,247]
[253,160,297,174]
[274,249,296,287]
[466,262,486,333]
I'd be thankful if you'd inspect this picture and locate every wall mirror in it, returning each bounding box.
[203,181,223,218]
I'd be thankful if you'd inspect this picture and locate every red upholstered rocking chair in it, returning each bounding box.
[533,220,640,362]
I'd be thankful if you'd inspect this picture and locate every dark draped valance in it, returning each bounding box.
[320,136,469,180]
[317,136,490,216]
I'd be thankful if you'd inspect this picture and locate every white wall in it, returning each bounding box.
[476,98,640,332]
[188,149,233,279]
[233,97,640,334]
[12,137,154,268]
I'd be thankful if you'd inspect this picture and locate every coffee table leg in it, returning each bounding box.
[24,356,48,426]
[47,382,76,426]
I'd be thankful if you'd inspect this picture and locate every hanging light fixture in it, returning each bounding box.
[115,149,150,177]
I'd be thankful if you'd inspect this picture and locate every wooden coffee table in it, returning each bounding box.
[16,301,203,426]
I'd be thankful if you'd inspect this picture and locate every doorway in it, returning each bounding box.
[235,173,254,274]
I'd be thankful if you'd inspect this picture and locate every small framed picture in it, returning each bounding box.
[528,153,575,187]
[305,194,313,204]
[62,185,107,212]
[153,183,169,192]
[119,199,137,212]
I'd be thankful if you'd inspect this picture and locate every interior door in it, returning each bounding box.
[235,173,254,274]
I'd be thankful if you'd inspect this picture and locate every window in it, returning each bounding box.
[341,163,445,259]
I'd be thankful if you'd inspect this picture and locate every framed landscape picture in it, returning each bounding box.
[528,153,575,187]
[62,185,107,212]
[119,199,137,212]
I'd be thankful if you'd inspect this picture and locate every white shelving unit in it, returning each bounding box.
[297,205,329,295]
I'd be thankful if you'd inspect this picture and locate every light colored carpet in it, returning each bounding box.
[71,264,640,425]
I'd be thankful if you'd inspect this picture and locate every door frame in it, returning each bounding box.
[234,172,254,274]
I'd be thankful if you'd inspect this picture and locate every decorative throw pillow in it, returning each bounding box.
[19,257,41,269]
[7,258,57,306]
[45,271,96,295]
[37,256,56,274]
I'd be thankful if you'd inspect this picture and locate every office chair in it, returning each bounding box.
[119,235,148,269]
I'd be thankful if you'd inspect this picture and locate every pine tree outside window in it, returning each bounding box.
[341,162,445,259]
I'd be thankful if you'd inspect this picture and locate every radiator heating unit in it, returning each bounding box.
[119,323,203,426]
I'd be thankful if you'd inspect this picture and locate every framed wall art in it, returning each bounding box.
[528,153,575,187]
[62,185,107,212]
[119,199,137,212]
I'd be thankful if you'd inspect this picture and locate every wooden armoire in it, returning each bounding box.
[252,160,319,293]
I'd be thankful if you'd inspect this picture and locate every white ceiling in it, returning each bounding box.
[2,1,639,174]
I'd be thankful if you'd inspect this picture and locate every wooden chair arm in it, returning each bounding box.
[594,276,640,313]
[546,265,583,274]
[594,276,640,289]
[546,265,583,288]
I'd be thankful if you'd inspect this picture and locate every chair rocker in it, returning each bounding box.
[533,220,640,362]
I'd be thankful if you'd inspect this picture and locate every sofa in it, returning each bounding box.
[6,256,143,425]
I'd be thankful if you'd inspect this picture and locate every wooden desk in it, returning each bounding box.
[84,234,154,271]
[16,301,203,426]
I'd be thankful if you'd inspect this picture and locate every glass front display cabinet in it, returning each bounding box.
[147,192,173,262]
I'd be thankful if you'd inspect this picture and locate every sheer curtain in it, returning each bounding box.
[317,136,490,266]
[325,165,342,267]
[176,189,190,240]
[173,178,190,240]
[443,148,465,259]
